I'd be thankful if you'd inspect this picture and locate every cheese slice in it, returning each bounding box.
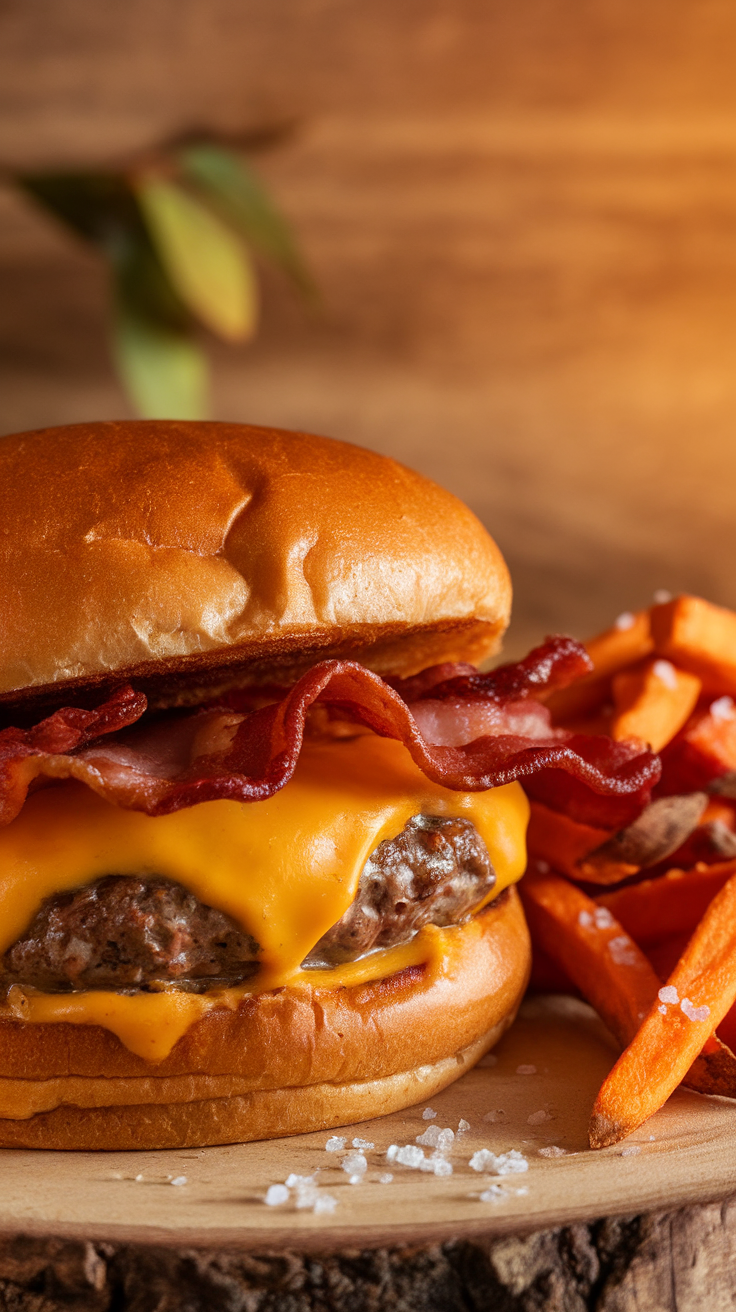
[0,734,529,1061]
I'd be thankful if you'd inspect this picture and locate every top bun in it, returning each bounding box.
[0,420,511,713]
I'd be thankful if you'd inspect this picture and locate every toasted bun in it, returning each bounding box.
[0,420,511,715]
[0,890,529,1149]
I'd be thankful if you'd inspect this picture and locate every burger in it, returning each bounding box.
[0,420,655,1150]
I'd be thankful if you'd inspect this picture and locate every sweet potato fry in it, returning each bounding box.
[521,871,736,1110]
[526,802,614,881]
[579,793,707,882]
[651,595,736,694]
[589,868,736,1147]
[597,859,736,947]
[659,700,736,794]
[545,610,653,724]
[611,659,702,752]
[521,872,666,1048]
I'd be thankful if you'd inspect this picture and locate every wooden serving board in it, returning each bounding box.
[1,995,735,1252]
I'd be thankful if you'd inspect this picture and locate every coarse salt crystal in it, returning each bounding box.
[428,1157,453,1177]
[416,1124,442,1147]
[593,907,614,929]
[396,1145,425,1169]
[538,1146,566,1158]
[620,1145,641,1157]
[658,985,679,1005]
[325,1136,346,1152]
[578,910,593,928]
[711,696,735,722]
[608,935,639,967]
[469,1149,528,1176]
[477,1183,529,1203]
[483,1109,505,1123]
[134,1174,144,1182]
[265,1184,290,1207]
[341,1152,368,1181]
[379,1173,394,1184]
[653,589,672,604]
[614,612,636,631]
[527,1109,551,1125]
[286,1173,321,1209]
[681,998,710,1023]
[422,1107,438,1120]
[313,1194,338,1215]
[658,1005,667,1014]
[457,1118,471,1135]
[386,1145,399,1162]
[170,1176,187,1187]
[517,1065,537,1075]
[653,660,678,690]
[352,1138,374,1150]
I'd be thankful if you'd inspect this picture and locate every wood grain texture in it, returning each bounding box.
[2,6,736,655]
[3,1199,736,1310]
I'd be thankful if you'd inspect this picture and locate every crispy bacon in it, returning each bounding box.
[0,639,659,826]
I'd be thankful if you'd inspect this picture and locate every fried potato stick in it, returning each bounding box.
[590,868,736,1147]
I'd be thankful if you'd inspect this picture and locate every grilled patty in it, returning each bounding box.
[2,815,495,992]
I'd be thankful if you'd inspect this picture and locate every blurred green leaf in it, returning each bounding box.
[112,297,209,420]
[110,225,192,332]
[179,145,316,301]
[17,172,141,249]
[135,176,258,340]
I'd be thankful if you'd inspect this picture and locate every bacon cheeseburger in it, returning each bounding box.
[0,421,656,1149]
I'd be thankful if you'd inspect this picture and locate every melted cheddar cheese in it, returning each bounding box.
[0,734,529,1060]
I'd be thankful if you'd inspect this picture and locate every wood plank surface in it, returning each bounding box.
[1,2,736,656]
[1,997,735,1253]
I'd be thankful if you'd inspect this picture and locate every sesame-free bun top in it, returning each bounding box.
[0,420,511,712]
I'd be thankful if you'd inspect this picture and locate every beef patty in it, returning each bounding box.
[2,878,260,993]
[2,815,495,992]
[303,814,495,966]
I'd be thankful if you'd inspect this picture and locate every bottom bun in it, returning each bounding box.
[0,887,530,1150]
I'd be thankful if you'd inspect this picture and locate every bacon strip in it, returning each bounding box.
[0,639,659,826]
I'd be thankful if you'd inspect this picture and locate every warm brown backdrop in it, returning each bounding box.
[1,0,735,657]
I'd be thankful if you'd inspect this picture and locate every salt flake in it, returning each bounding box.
[614,611,636,631]
[538,1146,566,1158]
[469,1149,528,1176]
[527,1109,551,1125]
[658,985,679,1005]
[325,1136,346,1153]
[422,1107,438,1120]
[653,660,678,690]
[711,696,735,722]
[593,907,615,930]
[608,935,639,966]
[265,1184,290,1207]
[341,1152,367,1181]
[680,998,710,1023]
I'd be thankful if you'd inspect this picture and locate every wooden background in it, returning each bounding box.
[1,0,736,657]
